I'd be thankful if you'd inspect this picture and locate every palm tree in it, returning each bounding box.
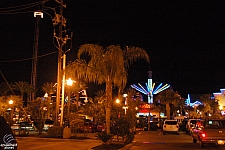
[69,81,88,111]
[80,91,106,124]
[155,89,181,119]
[42,82,56,97]
[172,96,185,117]
[11,81,33,106]
[199,94,218,118]
[67,44,149,134]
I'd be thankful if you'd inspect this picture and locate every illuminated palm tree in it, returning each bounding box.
[67,44,149,134]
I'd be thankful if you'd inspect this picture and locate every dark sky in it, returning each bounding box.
[0,0,225,98]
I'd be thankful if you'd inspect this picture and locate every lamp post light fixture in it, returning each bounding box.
[116,99,120,104]
[9,100,13,105]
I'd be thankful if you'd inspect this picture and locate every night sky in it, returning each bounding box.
[0,0,225,98]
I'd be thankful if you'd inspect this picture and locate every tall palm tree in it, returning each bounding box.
[155,89,181,119]
[67,44,149,134]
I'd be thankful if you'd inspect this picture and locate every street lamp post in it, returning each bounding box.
[122,94,128,115]
[60,54,66,127]
[66,78,73,124]
[9,100,14,124]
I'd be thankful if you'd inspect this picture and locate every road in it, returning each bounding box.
[16,132,102,150]
[128,131,225,150]
[16,131,225,150]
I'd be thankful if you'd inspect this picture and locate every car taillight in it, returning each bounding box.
[201,133,206,138]
[164,125,166,128]
[176,125,179,128]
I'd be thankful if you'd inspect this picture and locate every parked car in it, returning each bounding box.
[192,119,225,148]
[43,120,54,131]
[11,123,21,130]
[20,122,34,131]
[11,122,34,131]
[96,123,105,132]
[163,119,179,135]
[79,122,97,133]
[0,116,18,150]
[186,119,200,134]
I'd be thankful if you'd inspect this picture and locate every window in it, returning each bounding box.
[205,120,225,129]
[165,121,177,125]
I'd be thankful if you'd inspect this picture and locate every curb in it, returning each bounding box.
[119,141,136,150]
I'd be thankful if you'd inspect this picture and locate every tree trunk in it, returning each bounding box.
[105,80,112,134]
[166,103,170,119]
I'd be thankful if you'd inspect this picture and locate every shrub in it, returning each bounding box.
[97,131,112,143]
[111,117,135,143]
[47,126,63,138]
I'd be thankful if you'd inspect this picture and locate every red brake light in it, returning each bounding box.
[164,125,166,128]
[201,133,206,138]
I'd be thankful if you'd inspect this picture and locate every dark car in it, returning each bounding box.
[96,123,105,132]
[192,119,225,148]
[79,122,97,133]
[20,122,34,131]
[0,116,18,150]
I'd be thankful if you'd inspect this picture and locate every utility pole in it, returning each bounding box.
[53,0,71,126]
[55,0,64,126]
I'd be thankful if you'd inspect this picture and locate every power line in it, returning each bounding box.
[0,51,57,63]
[0,1,44,10]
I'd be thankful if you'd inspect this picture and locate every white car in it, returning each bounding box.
[163,119,179,135]
[43,120,54,131]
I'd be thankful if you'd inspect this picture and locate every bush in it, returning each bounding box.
[97,131,112,143]
[126,131,134,143]
[47,126,64,138]
[111,117,135,143]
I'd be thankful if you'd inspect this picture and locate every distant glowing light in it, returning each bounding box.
[185,94,202,107]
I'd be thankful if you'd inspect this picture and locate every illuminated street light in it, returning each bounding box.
[66,78,73,86]
[9,100,13,105]
[116,99,120,104]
